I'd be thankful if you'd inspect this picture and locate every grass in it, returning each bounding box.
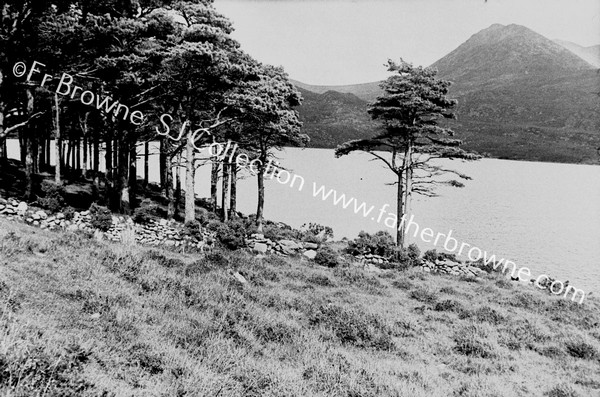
[0,217,599,396]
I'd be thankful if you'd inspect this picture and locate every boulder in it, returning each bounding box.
[230,271,248,284]
[35,210,48,220]
[253,242,268,254]
[16,202,28,214]
[279,239,301,250]
[303,250,317,260]
[303,242,319,250]
[364,263,383,273]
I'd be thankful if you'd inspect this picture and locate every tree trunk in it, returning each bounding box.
[24,87,35,201]
[54,94,61,184]
[256,160,266,233]
[221,160,230,222]
[143,141,149,188]
[92,131,100,199]
[66,141,72,172]
[0,96,6,165]
[159,139,167,191]
[19,132,26,164]
[184,130,196,223]
[76,138,81,176]
[45,138,50,170]
[82,135,88,177]
[0,139,6,166]
[210,159,219,213]
[396,172,405,248]
[38,138,44,171]
[105,136,113,205]
[229,164,237,219]
[165,153,175,219]
[118,138,130,214]
[72,140,77,171]
[174,153,182,220]
[128,142,137,211]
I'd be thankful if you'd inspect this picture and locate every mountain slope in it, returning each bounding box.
[295,24,600,164]
[431,24,594,85]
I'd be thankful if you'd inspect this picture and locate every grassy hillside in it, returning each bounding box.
[1,218,600,396]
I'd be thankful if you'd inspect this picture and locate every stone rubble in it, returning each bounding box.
[0,195,215,251]
[245,233,322,258]
[420,259,487,277]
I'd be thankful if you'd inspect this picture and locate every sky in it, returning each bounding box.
[213,0,600,85]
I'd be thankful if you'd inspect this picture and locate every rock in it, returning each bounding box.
[56,213,65,220]
[279,239,300,249]
[303,242,319,250]
[16,202,28,214]
[67,224,78,232]
[303,250,317,260]
[253,242,268,254]
[230,271,247,284]
[159,219,168,226]
[35,210,47,220]
[32,213,41,221]
[364,263,383,273]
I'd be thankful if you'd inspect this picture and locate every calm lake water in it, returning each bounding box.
[6,141,600,294]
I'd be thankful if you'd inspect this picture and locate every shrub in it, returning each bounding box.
[307,274,335,287]
[314,246,339,268]
[213,220,247,250]
[423,249,438,262]
[389,244,422,268]
[37,180,66,213]
[197,209,219,226]
[544,383,580,397]
[133,199,158,224]
[434,299,464,313]
[453,326,496,358]
[63,206,76,221]
[309,304,395,350]
[406,243,420,260]
[392,279,413,290]
[89,204,112,232]
[301,222,334,241]
[263,223,300,241]
[565,339,598,360]
[347,230,396,257]
[409,287,439,304]
[183,220,204,241]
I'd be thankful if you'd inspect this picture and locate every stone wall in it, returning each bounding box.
[245,233,320,259]
[421,259,487,277]
[0,197,214,251]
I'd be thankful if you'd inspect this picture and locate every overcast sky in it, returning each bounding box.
[213,0,600,85]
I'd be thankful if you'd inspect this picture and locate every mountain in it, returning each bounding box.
[295,24,600,164]
[554,39,600,68]
[291,80,381,103]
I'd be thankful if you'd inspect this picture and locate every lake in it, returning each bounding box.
[6,140,600,294]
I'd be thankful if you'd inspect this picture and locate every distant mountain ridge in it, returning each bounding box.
[554,39,600,68]
[294,24,600,164]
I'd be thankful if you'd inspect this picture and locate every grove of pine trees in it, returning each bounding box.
[0,0,307,228]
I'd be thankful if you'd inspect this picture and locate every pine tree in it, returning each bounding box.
[336,59,480,247]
